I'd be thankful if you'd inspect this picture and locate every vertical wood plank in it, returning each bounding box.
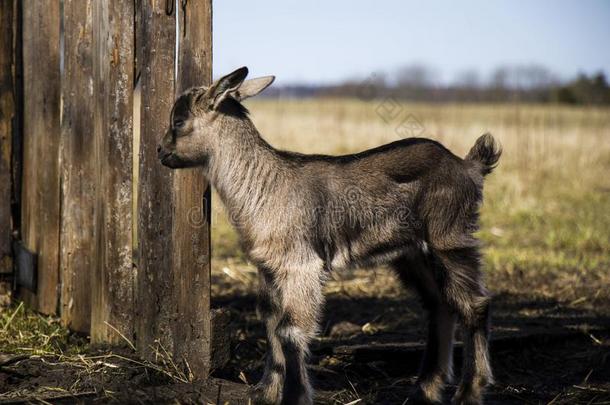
[135,0,176,357]
[136,0,213,377]
[91,0,135,344]
[20,0,61,313]
[0,0,17,275]
[173,0,213,378]
[60,0,94,333]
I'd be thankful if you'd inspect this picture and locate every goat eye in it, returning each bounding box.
[174,120,185,129]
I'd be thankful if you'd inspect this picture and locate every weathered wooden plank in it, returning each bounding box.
[59,0,94,333]
[20,0,61,313]
[135,0,176,358]
[0,0,17,275]
[172,0,213,378]
[90,0,135,344]
[8,0,23,263]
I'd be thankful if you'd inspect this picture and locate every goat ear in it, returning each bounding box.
[206,66,249,109]
[233,76,275,101]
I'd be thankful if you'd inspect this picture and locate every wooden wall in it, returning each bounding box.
[6,0,214,379]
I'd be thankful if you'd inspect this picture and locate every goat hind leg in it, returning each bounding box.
[414,303,457,404]
[434,248,492,405]
[454,297,492,405]
[394,255,456,404]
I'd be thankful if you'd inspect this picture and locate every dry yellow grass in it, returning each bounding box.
[212,99,610,304]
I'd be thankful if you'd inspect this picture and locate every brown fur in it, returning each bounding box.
[158,67,501,405]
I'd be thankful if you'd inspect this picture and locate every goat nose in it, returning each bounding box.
[157,145,167,160]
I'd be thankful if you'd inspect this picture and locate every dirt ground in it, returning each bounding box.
[1,265,609,404]
[210,266,610,405]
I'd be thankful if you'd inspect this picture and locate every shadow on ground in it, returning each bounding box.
[212,289,610,404]
[1,287,608,404]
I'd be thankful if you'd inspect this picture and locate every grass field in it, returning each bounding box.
[2,99,609,403]
[212,99,610,304]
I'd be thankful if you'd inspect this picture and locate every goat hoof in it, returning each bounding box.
[412,375,444,404]
[451,385,483,405]
[251,383,281,405]
[411,392,443,405]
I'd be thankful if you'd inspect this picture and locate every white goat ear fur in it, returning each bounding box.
[233,76,275,101]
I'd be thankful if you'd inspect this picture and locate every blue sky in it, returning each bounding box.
[213,0,610,85]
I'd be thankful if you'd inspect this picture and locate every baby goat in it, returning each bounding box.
[158,67,501,405]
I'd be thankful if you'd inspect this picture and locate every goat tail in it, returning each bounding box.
[466,133,502,176]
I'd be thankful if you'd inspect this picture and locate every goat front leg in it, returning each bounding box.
[254,270,285,404]
[276,266,324,405]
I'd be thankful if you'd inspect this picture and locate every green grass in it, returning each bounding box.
[478,167,610,302]
[0,302,88,355]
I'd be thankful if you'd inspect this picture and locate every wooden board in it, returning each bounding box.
[0,1,16,275]
[172,0,213,378]
[59,0,94,333]
[90,0,135,344]
[135,0,176,358]
[20,0,61,313]
[136,0,213,378]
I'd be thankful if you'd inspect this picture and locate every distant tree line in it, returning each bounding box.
[552,73,610,104]
[265,65,610,105]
